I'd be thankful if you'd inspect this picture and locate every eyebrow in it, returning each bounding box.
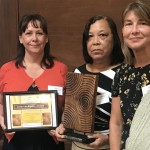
[124,19,132,22]
[124,18,146,22]
[25,28,43,32]
[89,30,110,33]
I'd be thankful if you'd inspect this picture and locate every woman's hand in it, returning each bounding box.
[87,132,109,149]
[48,123,66,143]
[0,115,6,130]
[0,94,5,130]
[55,123,66,141]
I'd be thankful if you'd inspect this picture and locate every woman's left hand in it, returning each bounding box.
[87,132,109,149]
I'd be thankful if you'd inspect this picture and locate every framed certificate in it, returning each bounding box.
[3,90,58,132]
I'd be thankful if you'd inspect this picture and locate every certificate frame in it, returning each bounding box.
[3,90,58,132]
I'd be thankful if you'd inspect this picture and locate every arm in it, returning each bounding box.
[109,96,122,150]
[0,93,5,130]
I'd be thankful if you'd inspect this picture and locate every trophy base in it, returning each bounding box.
[64,131,95,144]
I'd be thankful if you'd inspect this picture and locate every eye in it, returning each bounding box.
[140,21,149,25]
[124,22,132,26]
[37,32,44,35]
[88,34,93,38]
[99,33,109,40]
[123,20,133,26]
[99,33,108,37]
[25,32,32,35]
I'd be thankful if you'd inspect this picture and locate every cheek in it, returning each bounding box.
[122,33,128,40]
[105,45,113,55]
[42,38,48,45]
[87,41,92,51]
[104,39,113,51]
[122,28,129,39]
[20,38,29,45]
[145,31,150,39]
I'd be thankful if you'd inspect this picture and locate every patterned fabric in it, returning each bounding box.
[111,63,150,149]
[72,64,120,149]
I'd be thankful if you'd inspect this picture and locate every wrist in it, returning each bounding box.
[105,134,109,144]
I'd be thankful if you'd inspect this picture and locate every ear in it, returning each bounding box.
[46,36,48,43]
[122,27,124,34]
[19,36,23,44]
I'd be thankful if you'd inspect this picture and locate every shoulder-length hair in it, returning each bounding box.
[122,0,150,65]
[15,14,54,68]
[82,15,124,65]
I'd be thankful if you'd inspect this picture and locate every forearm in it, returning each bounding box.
[0,105,3,116]
[0,93,3,116]
[109,97,122,150]
[109,123,122,150]
[61,112,64,122]
[0,93,5,129]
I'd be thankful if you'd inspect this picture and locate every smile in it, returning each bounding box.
[30,45,39,47]
[129,37,142,40]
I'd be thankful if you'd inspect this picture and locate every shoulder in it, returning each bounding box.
[74,64,86,73]
[113,63,132,82]
[114,63,130,74]
[54,60,67,69]
[53,60,68,73]
[1,61,16,72]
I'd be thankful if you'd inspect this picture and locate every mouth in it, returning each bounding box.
[92,49,103,52]
[30,45,39,47]
[129,37,142,41]
[92,49,103,55]
[92,49,102,51]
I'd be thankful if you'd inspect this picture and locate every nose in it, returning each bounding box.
[32,33,38,41]
[131,24,139,34]
[93,36,100,45]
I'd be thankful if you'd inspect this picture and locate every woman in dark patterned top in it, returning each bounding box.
[110,1,150,150]
[55,15,124,150]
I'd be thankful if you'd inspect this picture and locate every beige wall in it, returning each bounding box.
[0,0,150,70]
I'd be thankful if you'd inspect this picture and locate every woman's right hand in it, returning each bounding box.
[55,123,66,141]
[0,94,5,130]
[0,115,6,130]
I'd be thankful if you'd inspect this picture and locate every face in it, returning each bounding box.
[87,19,113,63]
[19,20,48,55]
[122,11,150,51]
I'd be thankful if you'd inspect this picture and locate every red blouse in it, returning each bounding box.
[0,60,68,142]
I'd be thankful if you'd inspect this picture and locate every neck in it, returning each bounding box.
[24,52,43,66]
[134,49,150,67]
[86,62,112,73]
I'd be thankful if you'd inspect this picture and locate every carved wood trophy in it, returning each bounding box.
[63,72,99,144]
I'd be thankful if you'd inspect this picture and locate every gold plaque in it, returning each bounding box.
[3,90,58,132]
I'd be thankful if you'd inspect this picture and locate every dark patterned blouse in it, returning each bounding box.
[112,63,150,149]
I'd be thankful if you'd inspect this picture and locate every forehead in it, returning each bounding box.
[26,20,41,29]
[89,19,110,32]
[124,11,144,21]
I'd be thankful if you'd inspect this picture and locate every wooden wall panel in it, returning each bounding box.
[0,0,150,70]
[0,0,18,67]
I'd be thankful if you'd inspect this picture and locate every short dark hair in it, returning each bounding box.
[15,14,54,68]
[82,15,124,64]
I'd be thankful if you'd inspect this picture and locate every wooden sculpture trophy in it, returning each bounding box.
[63,72,99,144]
